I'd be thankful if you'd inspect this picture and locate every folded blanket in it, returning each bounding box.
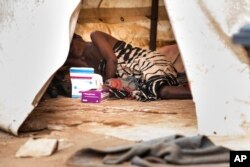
[66,135,230,167]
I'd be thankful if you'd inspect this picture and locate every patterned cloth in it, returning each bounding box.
[105,76,138,99]
[105,76,138,92]
[113,41,179,101]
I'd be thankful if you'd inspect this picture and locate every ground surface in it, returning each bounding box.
[1,97,249,167]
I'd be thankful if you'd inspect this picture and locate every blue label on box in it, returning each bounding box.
[70,67,94,74]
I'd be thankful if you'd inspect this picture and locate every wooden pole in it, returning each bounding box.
[149,0,159,51]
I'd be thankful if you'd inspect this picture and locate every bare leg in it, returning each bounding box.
[159,86,192,99]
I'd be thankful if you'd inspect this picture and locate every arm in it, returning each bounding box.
[90,31,118,80]
[159,86,192,99]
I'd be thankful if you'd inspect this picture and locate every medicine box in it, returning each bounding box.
[80,89,109,103]
[70,67,103,98]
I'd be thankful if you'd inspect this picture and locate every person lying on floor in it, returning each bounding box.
[65,31,192,101]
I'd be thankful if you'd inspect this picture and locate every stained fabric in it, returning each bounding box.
[105,76,138,99]
[105,77,138,93]
[66,135,230,167]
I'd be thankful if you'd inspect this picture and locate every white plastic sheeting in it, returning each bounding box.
[0,0,81,135]
[165,0,250,135]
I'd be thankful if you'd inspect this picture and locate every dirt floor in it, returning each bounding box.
[1,97,250,167]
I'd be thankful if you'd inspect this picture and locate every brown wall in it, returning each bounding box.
[75,0,175,49]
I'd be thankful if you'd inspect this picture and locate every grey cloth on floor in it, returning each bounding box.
[66,135,230,167]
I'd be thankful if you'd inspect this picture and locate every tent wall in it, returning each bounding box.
[0,0,81,135]
[74,0,175,49]
[165,0,250,135]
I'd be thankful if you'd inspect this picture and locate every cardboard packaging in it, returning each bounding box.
[80,89,109,103]
[70,67,103,98]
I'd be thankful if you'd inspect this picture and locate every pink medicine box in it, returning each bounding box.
[80,89,109,103]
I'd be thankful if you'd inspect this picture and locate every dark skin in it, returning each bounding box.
[65,31,192,99]
[66,31,117,80]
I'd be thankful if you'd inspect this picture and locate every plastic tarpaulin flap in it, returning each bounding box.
[0,0,81,135]
[164,0,250,135]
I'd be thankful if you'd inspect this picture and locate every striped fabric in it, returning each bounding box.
[113,41,179,101]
